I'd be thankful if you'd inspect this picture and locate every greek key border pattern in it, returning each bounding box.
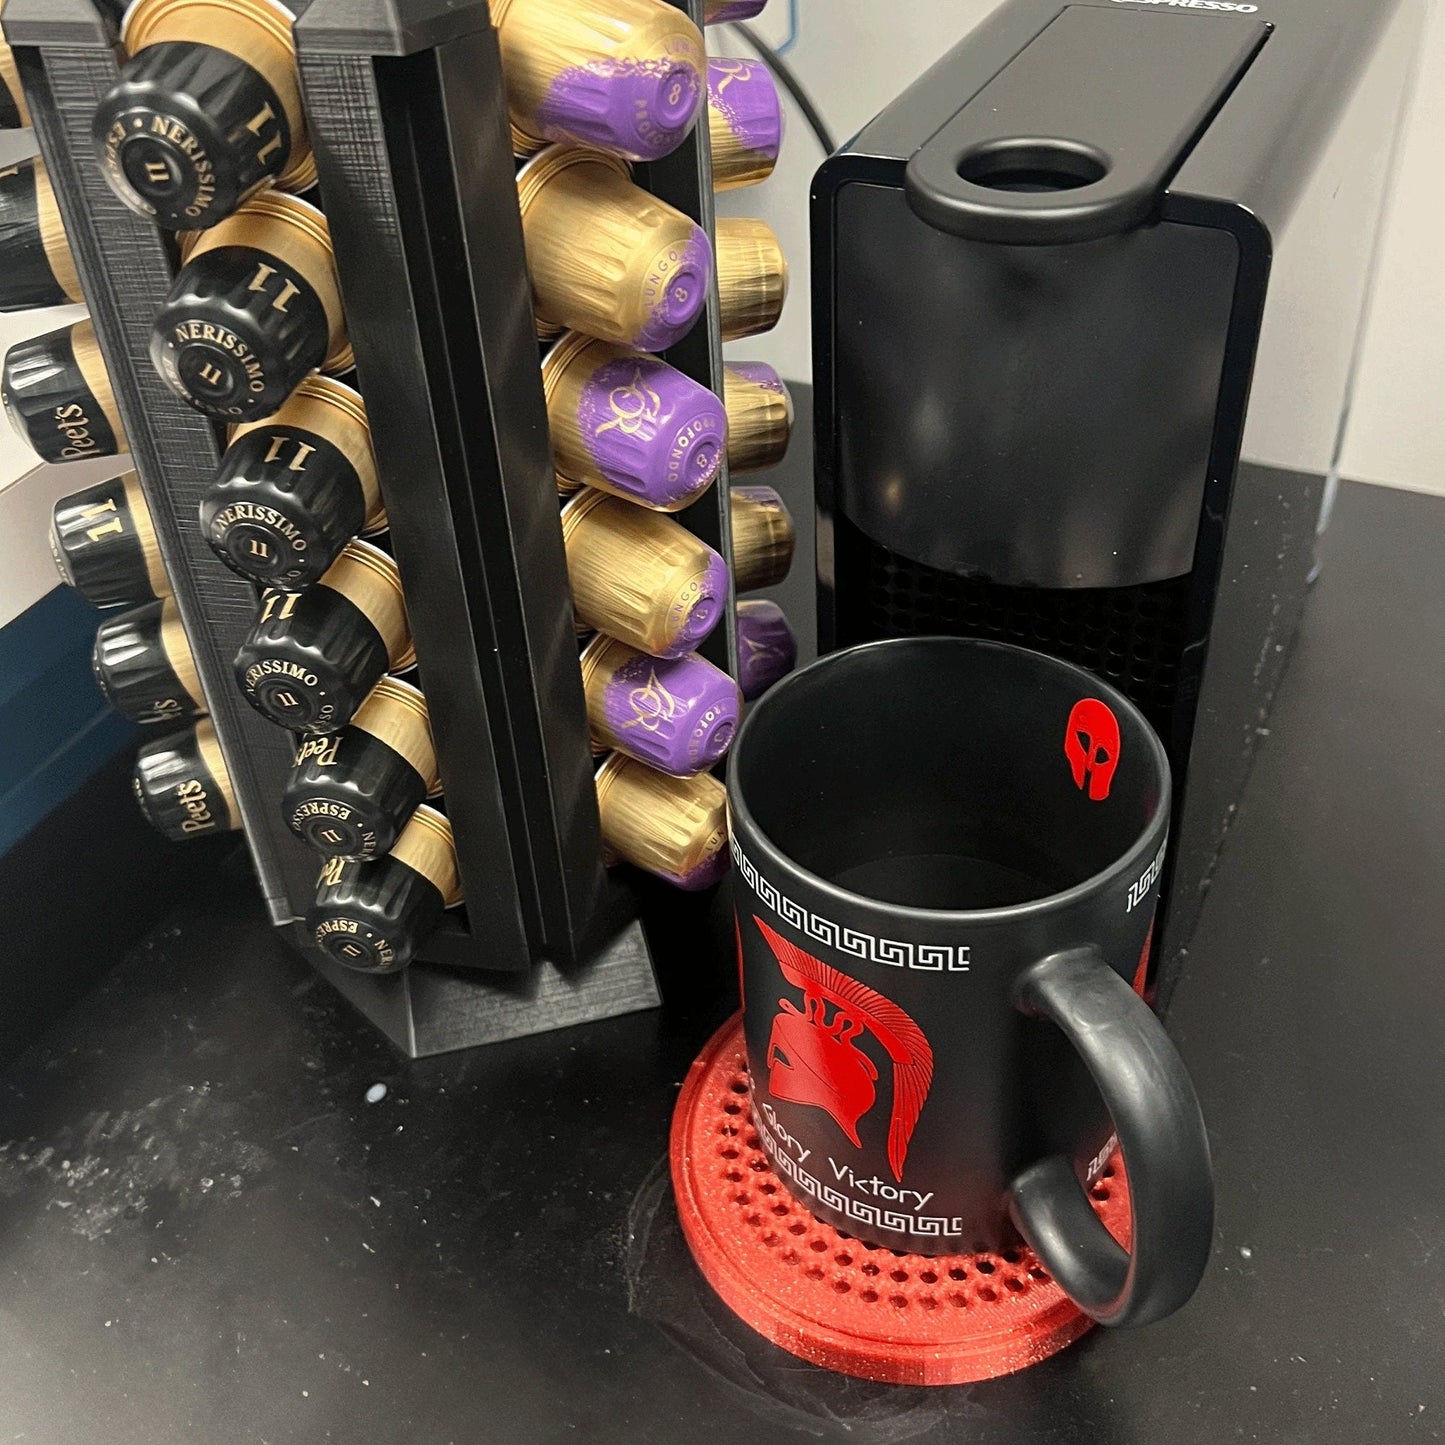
[731,836,971,972]
[757,1115,963,1238]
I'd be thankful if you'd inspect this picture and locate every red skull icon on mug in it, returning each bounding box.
[1065,697,1120,801]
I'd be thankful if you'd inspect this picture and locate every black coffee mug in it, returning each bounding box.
[728,637,1213,1329]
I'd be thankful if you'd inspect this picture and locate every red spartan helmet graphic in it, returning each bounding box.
[1065,697,1121,802]
[756,916,934,1182]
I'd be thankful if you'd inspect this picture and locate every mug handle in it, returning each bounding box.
[1006,946,1214,1328]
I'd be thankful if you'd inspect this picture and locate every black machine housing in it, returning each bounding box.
[813,0,1422,1000]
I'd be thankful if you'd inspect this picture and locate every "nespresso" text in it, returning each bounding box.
[1112,0,1259,10]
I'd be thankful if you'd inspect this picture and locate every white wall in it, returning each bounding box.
[1335,0,1445,494]
[716,0,1445,496]
[0,407,124,630]
[715,0,1000,393]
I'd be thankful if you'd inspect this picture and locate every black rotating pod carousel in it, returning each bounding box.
[4,0,758,1053]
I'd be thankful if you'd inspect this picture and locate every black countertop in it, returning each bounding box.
[1,477,1443,1444]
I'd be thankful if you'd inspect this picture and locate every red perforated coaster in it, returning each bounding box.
[671,1015,1132,1385]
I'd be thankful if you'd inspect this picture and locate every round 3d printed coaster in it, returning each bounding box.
[670,1015,1132,1386]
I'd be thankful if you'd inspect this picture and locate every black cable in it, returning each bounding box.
[726,22,838,157]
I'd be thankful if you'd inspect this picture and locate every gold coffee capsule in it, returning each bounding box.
[715,215,786,341]
[234,537,414,734]
[723,361,793,473]
[51,473,167,609]
[0,158,84,313]
[492,0,705,162]
[284,676,440,861]
[561,488,730,659]
[4,319,128,465]
[707,57,782,190]
[595,753,730,891]
[390,805,461,903]
[151,190,351,421]
[94,0,314,229]
[0,40,30,129]
[517,145,713,352]
[203,374,384,587]
[541,331,725,510]
[729,483,795,591]
[93,596,206,727]
[308,805,461,974]
[133,719,239,842]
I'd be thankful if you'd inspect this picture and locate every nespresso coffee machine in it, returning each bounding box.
[814,0,1421,999]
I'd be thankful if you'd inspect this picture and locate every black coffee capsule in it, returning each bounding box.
[201,373,383,586]
[1,40,31,130]
[307,805,461,974]
[93,0,313,230]
[133,718,238,842]
[234,538,413,734]
[4,319,127,465]
[94,596,206,726]
[51,473,168,609]
[283,676,438,861]
[151,190,351,421]
[0,158,83,313]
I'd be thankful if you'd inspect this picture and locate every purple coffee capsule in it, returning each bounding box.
[535,59,701,162]
[707,58,782,190]
[674,544,733,656]
[543,333,725,510]
[736,598,797,701]
[704,0,768,22]
[581,633,741,776]
[494,0,706,162]
[632,222,714,353]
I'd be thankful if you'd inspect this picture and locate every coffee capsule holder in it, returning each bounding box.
[5,0,747,1056]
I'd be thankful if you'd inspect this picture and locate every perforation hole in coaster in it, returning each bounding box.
[671,1015,1131,1385]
